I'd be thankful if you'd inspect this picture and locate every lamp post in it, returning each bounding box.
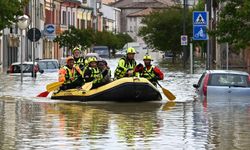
[17,15,30,83]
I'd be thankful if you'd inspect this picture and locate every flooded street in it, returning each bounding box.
[0,58,250,150]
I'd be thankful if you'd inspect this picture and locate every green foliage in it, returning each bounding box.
[54,26,133,52]
[209,0,250,50]
[54,26,94,50]
[139,8,192,55]
[115,33,134,49]
[194,0,205,11]
[0,0,29,30]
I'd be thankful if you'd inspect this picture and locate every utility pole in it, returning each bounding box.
[206,0,212,70]
[182,0,188,68]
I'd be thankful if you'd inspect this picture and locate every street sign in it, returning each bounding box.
[45,24,55,34]
[193,11,207,26]
[193,11,208,41]
[181,35,188,46]
[27,28,41,42]
[193,26,208,40]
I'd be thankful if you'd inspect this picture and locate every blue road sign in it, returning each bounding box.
[193,11,207,26]
[193,26,208,40]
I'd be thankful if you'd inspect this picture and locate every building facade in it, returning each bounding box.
[111,0,175,43]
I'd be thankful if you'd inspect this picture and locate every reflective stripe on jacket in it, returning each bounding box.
[83,67,103,85]
[142,65,156,81]
[74,57,85,70]
[58,66,82,84]
[114,57,136,79]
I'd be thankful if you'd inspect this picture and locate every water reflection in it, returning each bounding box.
[1,96,250,149]
[204,100,250,150]
[0,99,165,149]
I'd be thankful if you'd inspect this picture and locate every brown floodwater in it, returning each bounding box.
[0,59,250,150]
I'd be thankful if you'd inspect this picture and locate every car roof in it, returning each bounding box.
[38,59,58,62]
[11,61,36,65]
[206,70,249,76]
[85,53,101,60]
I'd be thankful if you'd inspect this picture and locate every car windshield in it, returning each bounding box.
[12,64,33,73]
[208,74,250,87]
[38,61,58,70]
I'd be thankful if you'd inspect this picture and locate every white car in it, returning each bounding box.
[7,61,41,76]
[37,59,59,73]
[193,70,250,103]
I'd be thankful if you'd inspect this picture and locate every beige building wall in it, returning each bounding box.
[102,0,116,4]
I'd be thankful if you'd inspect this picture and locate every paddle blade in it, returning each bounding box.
[162,102,176,111]
[161,87,176,101]
[82,82,93,92]
[46,82,63,92]
[37,91,50,97]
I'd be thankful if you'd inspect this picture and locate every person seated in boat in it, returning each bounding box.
[98,59,112,84]
[58,56,83,90]
[72,46,85,70]
[114,47,137,79]
[134,54,164,86]
[83,57,105,89]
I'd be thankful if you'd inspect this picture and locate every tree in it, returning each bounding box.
[115,33,134,50]
[54,26,94,51]
[0,0,29,31]
[94,31,133,57]
[209,0,250,50]
[54,26,133,57]
[139,7,192,62]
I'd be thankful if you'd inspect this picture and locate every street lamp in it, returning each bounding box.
[17,15,30,83]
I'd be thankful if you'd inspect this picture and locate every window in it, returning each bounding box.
[81,19,85,29]
[68,12,70,25]
[40,4,44,20]
[209,74,249,87]
[72,12,75,26]
[62,11,66,25]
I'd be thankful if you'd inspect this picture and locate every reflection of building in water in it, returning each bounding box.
[115,113,162,144]
[46,102,163,144]
[54,103,109,138]
[0,97,16,149]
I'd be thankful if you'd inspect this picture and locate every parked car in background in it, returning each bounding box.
[163,51,173,59]
[59,57,67,68]
[85,53,101,60]
[92,46,109,58]
[37,59,59,73]
[7,61,41,76]
[193,70,250,103]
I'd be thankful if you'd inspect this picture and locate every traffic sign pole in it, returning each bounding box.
[190,42,193,74]
[32,27,36,77]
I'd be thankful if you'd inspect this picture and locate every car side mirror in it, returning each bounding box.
[39,70,44,74]
[193,84,199,88]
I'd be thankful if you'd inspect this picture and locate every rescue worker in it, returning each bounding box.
[58,56,83,90]
[83,57,104,89]
[72,47,85,70]
[135,54,164,86]
[114,47,137,79]
[98,59,112,84]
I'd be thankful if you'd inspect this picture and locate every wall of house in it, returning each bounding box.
[120,9,141,33]
[244,49,250,73]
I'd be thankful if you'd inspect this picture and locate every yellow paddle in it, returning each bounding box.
[156,81,176,101]
[82,82,93,92]
[46,82,64,92]
[162,101,176,111]
[143,68,176,101]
